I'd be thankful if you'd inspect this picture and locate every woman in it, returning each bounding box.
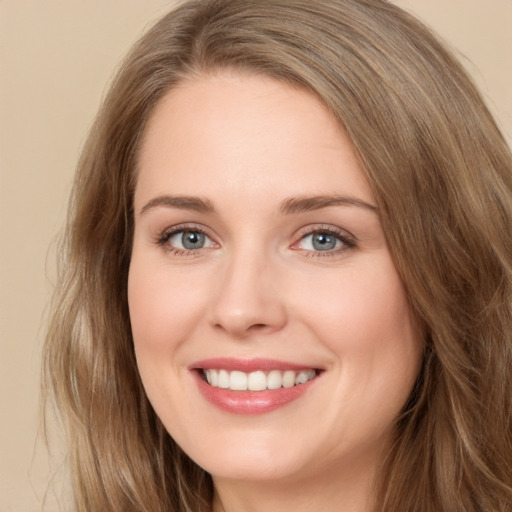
[44,1,512,511]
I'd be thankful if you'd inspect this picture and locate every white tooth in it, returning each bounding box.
[267,370,283,389]
[229,371,248,390]
[205,370,212,385]
[218,369,229,389]
[247,371,267,391]
[210,369,219,387]
[282,370,296,388]
[295,370,311,385]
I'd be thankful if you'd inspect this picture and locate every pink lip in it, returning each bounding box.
[190,357,315,372]
[190,358,321,415]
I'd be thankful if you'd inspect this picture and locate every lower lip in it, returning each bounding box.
[192,371,318,415]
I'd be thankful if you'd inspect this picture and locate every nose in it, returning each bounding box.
[209,251,288,339]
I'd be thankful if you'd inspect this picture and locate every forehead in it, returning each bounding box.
[135,71,374,208]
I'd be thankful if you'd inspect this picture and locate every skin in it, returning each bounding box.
[128,71,423,512]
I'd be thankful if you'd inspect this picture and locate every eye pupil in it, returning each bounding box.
[182,231,205,250]
[312,233,336,251]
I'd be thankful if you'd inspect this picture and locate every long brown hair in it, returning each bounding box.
[43,1,512,510]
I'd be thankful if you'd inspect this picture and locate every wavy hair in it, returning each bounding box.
[43,1,512,510]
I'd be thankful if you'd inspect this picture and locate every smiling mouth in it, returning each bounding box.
[200,368,319,391]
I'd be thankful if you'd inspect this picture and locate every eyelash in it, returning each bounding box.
[155,224,357,258]
[156,224,214,257]
[292,225,356,258]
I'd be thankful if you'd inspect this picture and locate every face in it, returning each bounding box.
[129,71,423,488]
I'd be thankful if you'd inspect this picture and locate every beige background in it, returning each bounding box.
[1,1,511,511]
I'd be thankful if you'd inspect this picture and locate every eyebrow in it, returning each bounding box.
[280,195,378,215]
[139,193,378,216]
[139,195,216,215]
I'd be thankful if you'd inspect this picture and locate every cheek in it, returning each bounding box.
[299,261,414,345]
[127,257,208,356]
[127,255,212,426]
[128,271,170,354]
[296,258,422,404]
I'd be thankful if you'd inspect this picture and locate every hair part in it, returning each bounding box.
[43,1,512,510]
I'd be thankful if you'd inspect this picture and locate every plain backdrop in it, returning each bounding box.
[1,1,511,510]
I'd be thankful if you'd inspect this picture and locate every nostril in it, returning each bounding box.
[246,323,273,333]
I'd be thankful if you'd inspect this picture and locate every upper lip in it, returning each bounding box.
[190,358,321,372]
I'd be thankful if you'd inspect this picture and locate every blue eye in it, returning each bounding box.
[161,229,215,252]
[295,229,355,254]
[299,232,341,251]
[171,231,206,250]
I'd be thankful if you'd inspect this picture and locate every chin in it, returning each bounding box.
[172,425,315,482]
